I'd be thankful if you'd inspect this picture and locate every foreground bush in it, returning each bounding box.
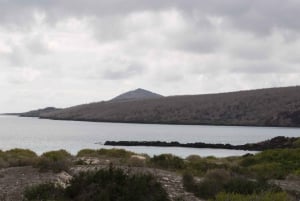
[212,191,291,201]
[240,148,300,179]
[24,183,65,200]
[183,169,282,200]
[24,167,169,201]
[36,150,72,172]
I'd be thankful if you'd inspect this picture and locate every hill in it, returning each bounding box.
[40,86,300,127]
[110,88,163,102]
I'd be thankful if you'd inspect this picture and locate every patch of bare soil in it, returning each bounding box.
[0,166,57,201]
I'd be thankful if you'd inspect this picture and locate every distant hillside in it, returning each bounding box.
[20,107,61,117]
[40,86,300,127]
[110,88,163,102]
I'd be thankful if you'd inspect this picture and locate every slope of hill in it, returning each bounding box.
[20,107,61,117]
[110,88,163,102]
[40,86,300,127]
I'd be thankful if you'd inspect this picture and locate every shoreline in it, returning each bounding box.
[13,114,300,128]
[2,114,300,128]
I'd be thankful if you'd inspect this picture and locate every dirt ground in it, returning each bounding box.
[1,163,299,201]
[0,165,202,201]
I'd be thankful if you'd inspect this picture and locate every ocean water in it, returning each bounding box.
[0,115,299,158]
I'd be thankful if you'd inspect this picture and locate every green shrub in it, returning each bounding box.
[240,148,300,179]
[212,191,291,201]
[250,162,286,179]
[36,150,72,173]
[77,149,98,157]
[293,138,300,148]
[195,169,231,199]
[183,169,231,199]
[24,183,65,201]
[224,178,280,195]
[183,169,282,200]
[0,149,37,167]
[41,149,71,160]
[182,173,197,192]
[77,148,134,158]
[24,167,170,201]
[150,154,185,170]
[185,156,229,176]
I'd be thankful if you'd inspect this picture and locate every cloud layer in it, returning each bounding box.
[1,0,300,112]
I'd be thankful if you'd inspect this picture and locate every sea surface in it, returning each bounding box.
[0,115,299,158]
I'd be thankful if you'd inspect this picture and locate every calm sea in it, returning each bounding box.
[0,115,299,158]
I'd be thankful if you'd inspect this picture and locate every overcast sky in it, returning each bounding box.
[1,0,300,112]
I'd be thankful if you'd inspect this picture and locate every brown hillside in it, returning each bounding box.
[40,86,300,127]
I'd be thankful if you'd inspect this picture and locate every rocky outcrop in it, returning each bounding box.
[105,136,299,151]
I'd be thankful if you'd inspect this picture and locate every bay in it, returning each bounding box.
[0,115,299,158]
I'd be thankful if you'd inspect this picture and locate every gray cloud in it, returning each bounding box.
[1,0,300,112]
[2,0,300,35]
[102,64,145,80]
[0,0,300,33]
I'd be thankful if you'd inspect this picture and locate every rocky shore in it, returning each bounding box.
[105,136,299,151]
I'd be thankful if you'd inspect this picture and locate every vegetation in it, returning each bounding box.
[24,167,169,201]
[36,150,72,172]
[150,154,185,170]
[77,148,134,159]
[0,147,298,200]
[183,169,282,200]
[0,149,37,168]
[212,191,291,201]
[240,148,300,179]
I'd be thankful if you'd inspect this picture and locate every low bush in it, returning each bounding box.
[182,173,197,192]
[183,169,283,200]
[24,183,65,201]
[293,138,300,148]
[77,148,134,158]
[240,148,300,179]
[0,149,37,167]
[150,154,185,170]
[185,155,231,176]
[36,150,72,172]
[24,167,170,201]
[196,169,231,199]
[212,191,291,201]
[224,177,280,195]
